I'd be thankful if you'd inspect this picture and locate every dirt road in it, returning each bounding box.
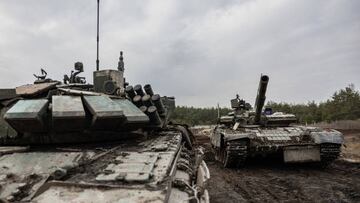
[207,159,359,203]
[193,128,360,203]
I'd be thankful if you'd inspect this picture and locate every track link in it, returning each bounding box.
[215,140,248,168]
[320,143,341,166]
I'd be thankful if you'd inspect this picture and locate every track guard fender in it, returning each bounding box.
[173,124,193,150]
[224,133,252,142]
[310,130,344,144]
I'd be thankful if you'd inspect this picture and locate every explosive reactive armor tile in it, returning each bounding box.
[112,99,149,124]
[4,99,49,133]
[83,96,125,129]
[52,96,86,132]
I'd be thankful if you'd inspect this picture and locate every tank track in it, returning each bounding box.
[320,143,342,166]
[215,140,248,168]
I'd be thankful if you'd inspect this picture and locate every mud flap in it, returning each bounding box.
[284,146,320,163]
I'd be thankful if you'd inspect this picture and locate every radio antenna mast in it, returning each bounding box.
[96,0,100,71]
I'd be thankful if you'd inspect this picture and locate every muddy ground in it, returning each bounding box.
[192,128,360,203]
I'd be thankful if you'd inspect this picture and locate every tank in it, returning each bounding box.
[210,75,344,168]
[0,54,210,202]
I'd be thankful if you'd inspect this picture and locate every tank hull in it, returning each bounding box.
[211,125,343,167]
[0,78,210,202]
[0,130,210,202]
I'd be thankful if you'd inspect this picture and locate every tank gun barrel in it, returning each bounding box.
[254,75,269,124]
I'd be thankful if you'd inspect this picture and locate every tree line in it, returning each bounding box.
[172,84,360,126]
[172,106,231,126]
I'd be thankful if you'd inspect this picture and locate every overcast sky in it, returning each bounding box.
[0,0,359,107]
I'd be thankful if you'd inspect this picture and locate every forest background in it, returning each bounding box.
[172,85,360,126]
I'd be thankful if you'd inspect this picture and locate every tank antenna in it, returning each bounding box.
[96,0,100,71]
[118,51,124,71]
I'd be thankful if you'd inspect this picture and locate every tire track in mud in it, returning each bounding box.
[206,159,360,203]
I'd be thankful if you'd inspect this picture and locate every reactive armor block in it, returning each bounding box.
[4,99,49,133]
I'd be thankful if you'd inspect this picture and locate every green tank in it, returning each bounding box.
[210,75,343,168]
[0,54,210,202]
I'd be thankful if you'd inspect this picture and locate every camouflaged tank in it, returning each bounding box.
[0,53,210,202]
[210,75,344,168]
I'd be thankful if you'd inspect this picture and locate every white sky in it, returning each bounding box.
[0,0,359,107]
